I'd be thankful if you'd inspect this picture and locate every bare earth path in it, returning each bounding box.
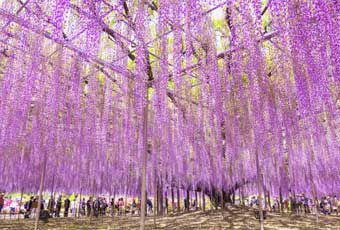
[0,207,339,229]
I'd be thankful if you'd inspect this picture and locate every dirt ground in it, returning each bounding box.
[0,206,339,229]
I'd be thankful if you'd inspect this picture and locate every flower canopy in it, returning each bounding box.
[0,0,339,199]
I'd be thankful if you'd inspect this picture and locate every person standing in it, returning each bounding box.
[64,197,70,217]
[80,198,86,216]
[131,199,137,215]
[192,199,196,210]
[25,196,34,218]
[110,198,115,216]
[31,197,38,217]
[86,197,92,217]
[47,197,55,216]
[71,198,77,216]
[39,197,45,211]
[283,198,289,211]
[303,195,310,214]
[9,198,17,217]
[137,199,141,215]
[0,194,4,215]
[331,195,338,215]
[118,198,124,215]
[102,198,108,216]
[93,197,100,217]
[55,196,62,217]
[250,196,256,207]
[23,197,29,218]
[146,198,153,215]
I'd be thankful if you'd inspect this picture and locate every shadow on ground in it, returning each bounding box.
[0,206,339,229]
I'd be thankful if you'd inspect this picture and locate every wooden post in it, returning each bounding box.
[113,194,116,216]
[315,198,319,224]
[34,150,48,230]
[263,191,267,210]
[78,191,82,218]
[199,190,202,210]
[18,189,23,220]
[186,189,190,212]
[139,85,149,230]
[210,190,214,211]
[308,160,319,225]
[221,189,225,219]
[90,179,95,221]
[50,175,55,216]
[267,192,271,211]
[232,191,235,206]
[154,180,158,227]
[195,190,198,211]
[159,185,163,215]
[255,148,264,230]
[238,188,242,206]
[202,191,206,212]
[156,183,159,216]
[177,187,180,213]
[164,189,168,215]
[262,175,268,211]
[171,187,175,214]
[241,184,245,206]
[157,182,163,216]
[279,187,283,213]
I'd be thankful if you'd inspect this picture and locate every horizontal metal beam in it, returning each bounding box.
[0,8,133,78]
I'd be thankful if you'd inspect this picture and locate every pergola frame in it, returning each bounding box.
[0,1,279,230]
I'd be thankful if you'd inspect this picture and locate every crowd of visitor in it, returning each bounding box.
[22,195,153,218]
[0,192,338,219]
[248,193,338,216]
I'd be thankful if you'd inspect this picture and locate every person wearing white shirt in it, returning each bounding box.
[71,199,77,217]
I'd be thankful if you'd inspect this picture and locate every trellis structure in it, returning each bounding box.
[0,0,339,229]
